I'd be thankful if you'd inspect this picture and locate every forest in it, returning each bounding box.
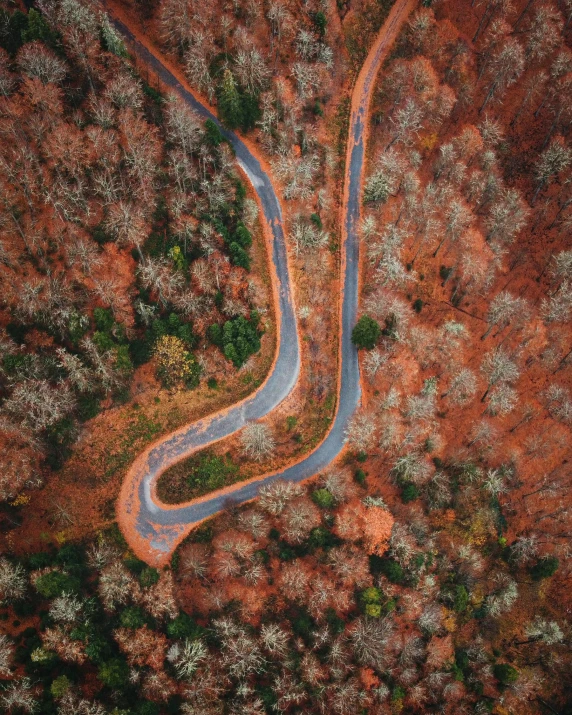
[0,0,571,713]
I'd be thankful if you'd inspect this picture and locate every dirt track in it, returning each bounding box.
[112,0,415,566]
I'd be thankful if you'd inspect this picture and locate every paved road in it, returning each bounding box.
[113,0,413,565]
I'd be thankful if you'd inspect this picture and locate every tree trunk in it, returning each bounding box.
[514,0,536,31]
[473,1,492,42]
[479,83,496,114]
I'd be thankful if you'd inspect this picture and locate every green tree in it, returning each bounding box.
[139,567,159,587]
[229,242,251,270]
[22,9,59,47]
[493,663,519,685]
[311,488,335,509]
[530,556,558,581]
[233,222,252,249]
[218,69,243,130]
[352,315,381,349]
[400,482,420,503]
[205,118,224,146]
[98,658,130,689]
[167,612,204,640]
[453,585,470,613]
[51,675,71,700]
[313,11,327,37]
[35,571,80,598]
[120,606,147,629]
[208,313,261,368]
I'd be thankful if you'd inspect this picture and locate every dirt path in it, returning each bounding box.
[112,0,416,566]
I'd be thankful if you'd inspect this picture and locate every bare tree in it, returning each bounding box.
[350,616,394,670]
[0,677,38,713]
[523,5,563,66]
[442,367,477,406]
[473,0,515,43]
[17,42,67,84]
[480,347,520,402]
[169,639,208,681]
[241,423,275,462]
[532,136,572,205]
[0,634,13,676]
[4,380,75,433]
[345,412,377,451]
[0,558,26,604]
[479,38,525,113]
[511,70,547,126]
[481,291,529,339]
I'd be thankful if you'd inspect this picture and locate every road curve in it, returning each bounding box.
[113,0,414,566]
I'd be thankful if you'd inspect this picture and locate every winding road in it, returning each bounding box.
[112,0,414,566]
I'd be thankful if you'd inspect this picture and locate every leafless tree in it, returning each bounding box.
[480,347,520,402]
[0,634,13,676]
[345,412,377,451]
[0,558,26,604]
[522,617,564,645]
[473,0,515,43]
[4,380,75,433]
[511,70,547,126]
[235,48,270,94]
[165,95,202,156]
[481,291,529,339]
[241,422,275,462]
[280,497,320,544]
[523,5,563,66]
[350,616,394,670]
[17,41,67,84]
[49,593,83,624]
[442,367,477,406]
[479,38,525,113]
[486,383,518,415]
[169,639,208,681]
[543,384,572,423]
[260,623,290,658]
[258,480,303,515]
[98,561,138,611]
[0,677,38,713]
[532,136,572,205]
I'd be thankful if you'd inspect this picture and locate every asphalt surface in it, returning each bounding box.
[112,0,411,563]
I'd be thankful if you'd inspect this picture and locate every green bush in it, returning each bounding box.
[453,585,470,613]
[139,567,160,587]
[360,586,382,605]
[50,675,71,700]
[94,307,115,333]
[311,488,335,509]
[208,313,261,368]
[120,606,147,629]
[191,453,238,491]
[530,556,558,581]
[493,663,519,685]
[229,241,251,270]
[369,556,405,584]
[167,612,204,640]
[205,119,224,147]
[233,222,252,249]
[351,315,381,349]
[85,635,112,664]
[35,571,80,599]
[124,556,147,574]
[98,658,130,689]
[310,212,323,229]
[400,482,420,503]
